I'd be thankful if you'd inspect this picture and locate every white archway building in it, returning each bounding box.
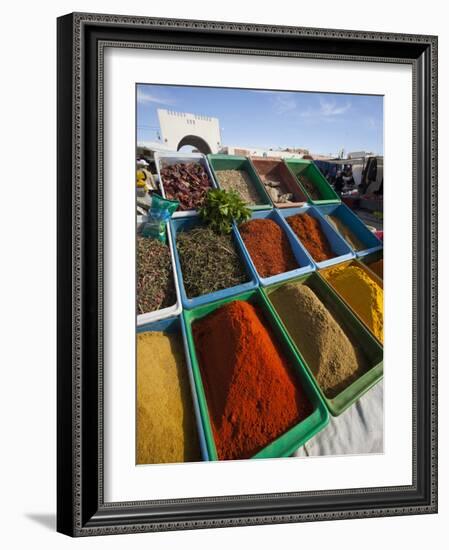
[157,109,222,154]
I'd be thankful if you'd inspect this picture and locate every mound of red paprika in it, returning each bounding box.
[193,300,312,460]
[287,213,335,262]
[239,218,298,278]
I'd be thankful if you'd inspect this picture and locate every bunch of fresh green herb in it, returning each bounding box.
[198,188,251,234]
[176,227,247,298]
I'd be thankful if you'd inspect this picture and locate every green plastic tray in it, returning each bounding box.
[263,273,383,416]
[182,288,329,460]
[284,159,340,205]
[320,259,383,344]
[207,154,273,211]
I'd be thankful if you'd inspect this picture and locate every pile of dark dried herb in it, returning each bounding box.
[176,227,248,298]
[137,236,176,315]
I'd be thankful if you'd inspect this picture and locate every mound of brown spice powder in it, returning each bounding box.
[287,213,335,263]
[239,218,298,278]
[269,282,368,398]
[326,214,365,251]
[193,300,312,460]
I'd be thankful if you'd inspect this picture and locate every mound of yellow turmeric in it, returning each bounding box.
[322,263,383,343]
[137,331,201,464]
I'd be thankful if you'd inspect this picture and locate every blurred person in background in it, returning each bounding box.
[334,170,344,196]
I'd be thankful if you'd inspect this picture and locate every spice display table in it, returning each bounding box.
[136,153,384,463]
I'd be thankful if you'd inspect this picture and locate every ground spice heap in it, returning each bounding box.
[216,169,262,205]
[193,300,312,460]
[287,213,335,262]
[177,227,247,298]
[322,263,384,343]
[239,218,298,277]
[269,282,368,398]
[367,258,383,279]
[137,331,201,464]
[137,236,176,315]
[326,214,365,251]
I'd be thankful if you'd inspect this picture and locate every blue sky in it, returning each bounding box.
[136,84,383,156]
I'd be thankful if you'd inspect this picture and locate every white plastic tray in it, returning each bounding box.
[154,151,217,218]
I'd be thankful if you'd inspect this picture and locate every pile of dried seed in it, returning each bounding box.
[137,236,176,314]
[176,226,248,298]
[216,169,262,205]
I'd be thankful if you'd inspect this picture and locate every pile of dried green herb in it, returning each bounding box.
[176,227,248,298]
[137,236,176,314]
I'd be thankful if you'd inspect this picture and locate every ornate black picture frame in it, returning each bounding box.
[57,12,438,537]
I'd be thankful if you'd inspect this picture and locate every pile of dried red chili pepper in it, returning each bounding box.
[160,162,213,211]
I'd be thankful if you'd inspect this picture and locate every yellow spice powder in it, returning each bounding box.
[323,264,384,343]
[137,331,201,465]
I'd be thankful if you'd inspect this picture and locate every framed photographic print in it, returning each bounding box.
[57,12,438,537]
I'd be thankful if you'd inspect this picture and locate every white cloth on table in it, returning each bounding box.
[294,380,383,457]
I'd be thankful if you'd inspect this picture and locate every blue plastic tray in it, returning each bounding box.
[315,203,383,258]
[137,315,209,461]
[278,205,355,270]
[235,209,315,287]
[170,216,259,309]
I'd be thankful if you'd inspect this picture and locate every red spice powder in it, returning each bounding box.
[193,300,312,460]
[287,213,335,262]
[239,218,298,278]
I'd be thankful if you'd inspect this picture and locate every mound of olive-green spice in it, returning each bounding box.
[269,282,368,398]
[177,226,248,298]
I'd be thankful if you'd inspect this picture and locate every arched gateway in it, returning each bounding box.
[157,109,221,154]
[177,135,212,155]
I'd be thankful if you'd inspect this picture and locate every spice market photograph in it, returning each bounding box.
[135,84,384,464]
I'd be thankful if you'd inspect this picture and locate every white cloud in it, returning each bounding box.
[273,93,297,114]
[319,98,351,116]
[299,97,352,119]
[137,89,176,105]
